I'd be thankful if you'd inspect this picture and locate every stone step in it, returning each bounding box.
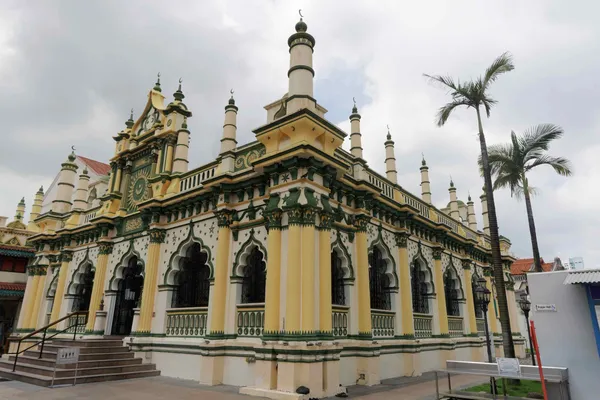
[0,359,156,378]
[39,344,127,354]
[51,339,125,348]
[23,349,134,361]
[0,364,160,387]
[8,355,143,369]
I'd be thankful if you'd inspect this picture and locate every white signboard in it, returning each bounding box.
[535,304,557,312]
[56,347,80,365]
[497,357,521,378]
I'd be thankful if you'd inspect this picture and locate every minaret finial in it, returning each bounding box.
[299,9,304,20]
[173,78,185,101]
[421,152,427,166]
[468,191,472,201]
[386,124,391,140]
[178,77,183,91]
[295,9,307,32]
[449,175,454,188]
[352,97,358,114]
[153,72,162,92]
[126,108,134,128]
[228,88,235,105]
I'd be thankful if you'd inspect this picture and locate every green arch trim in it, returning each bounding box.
[163,223,214,285]
[443,257,465,300]
[108,239,145,291]
[331,229,354,281]
[367,225,398,289]
[410,242,435,295]
[66,248,93,296]
[231,228,268,278]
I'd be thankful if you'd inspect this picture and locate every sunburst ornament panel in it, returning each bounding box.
[127,165,151,212]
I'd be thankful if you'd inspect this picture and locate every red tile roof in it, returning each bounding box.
[511,258,553,275]
[77,156,111,176]
[0,282,26,291]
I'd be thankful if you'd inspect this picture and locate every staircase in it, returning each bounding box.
[0,338,160,386]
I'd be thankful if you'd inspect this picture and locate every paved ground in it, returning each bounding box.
[0,373,487,400]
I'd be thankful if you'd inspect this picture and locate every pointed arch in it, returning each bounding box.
[46,269,60,298]
[367,227,398,290]
[331,230,354,281]
[471,269,484,319]
[109,240,145,291]
[231,229,267,278]
[164,225,214,285]
[66,248,94,296]
[444,260,464,317]
[411,243,434,314]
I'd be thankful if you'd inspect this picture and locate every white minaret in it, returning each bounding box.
[51,150,78,214]
[448,179,459,219]
[420,155,432,204]
[73,167,90,211]
[220,91,238,154]
[349,100,363,159]
[384,126,398,184]
[286,12,316,114]
[467,193,477,230]
[480,186,490,235]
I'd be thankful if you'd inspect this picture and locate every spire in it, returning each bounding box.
[448,178,459,219]
[480,185,490,235]
[384,125,397,183]
[153,72,162,92]
[67,146,76,162]
[286,9,316,114]
[349,98,363,159]
[15,197,25,221]
[28,187,44,231]
[125,108,134,129]
[467,191,477,231]
[173,78,185,102]
[219,90,239,157]
[420,153,431,204]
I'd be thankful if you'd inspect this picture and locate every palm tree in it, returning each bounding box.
[484,124,572,273]
[424,52,516,358]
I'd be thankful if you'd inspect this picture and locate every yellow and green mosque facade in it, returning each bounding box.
[11,17,524,398]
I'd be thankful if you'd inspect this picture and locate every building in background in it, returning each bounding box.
[0,200,35,354]
[5,17,526,397]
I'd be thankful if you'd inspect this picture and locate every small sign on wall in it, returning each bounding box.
[535,304,557,312]
[497,357,521,378]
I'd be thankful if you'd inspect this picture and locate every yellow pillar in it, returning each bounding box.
[432,248,449,336]
[263,210,283,335]
[28,266,48,329]
[301,209,316,333]
[484,273,499,334]
[354,215,372,336]
[113,166,123,193]
[209,211,232,336]
[506,286,519,336]
[462,260,478,335]
[396,233,414,336]
[85,243,113,332]
[318,213,333,334]
[49,252,73,326]
[154,148,163,175]
[137,229,165,333]
[164,137,175,173]
[17,270,36,330]
[285,211,302,333]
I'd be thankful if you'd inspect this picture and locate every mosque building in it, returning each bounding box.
[5,16,524,398]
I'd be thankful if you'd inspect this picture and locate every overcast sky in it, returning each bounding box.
[1,1,598,267]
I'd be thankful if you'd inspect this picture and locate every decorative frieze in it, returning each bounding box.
[149,229,166,243]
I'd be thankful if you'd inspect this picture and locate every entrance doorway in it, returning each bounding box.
[112,256,144,336]
[72,265,95,312]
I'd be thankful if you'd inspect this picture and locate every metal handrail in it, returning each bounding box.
[8,311,88,372]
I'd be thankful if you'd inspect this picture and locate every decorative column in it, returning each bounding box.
[461,259,478,335]
[17,267,37,330]
[137,229,166,334]
[285,206,302,334]
[318,211,333,334]
[301,207,317,334]
[85,242,113,333]
[263,207,283,336]
[164,136,176,174]
[395,233,414,337]
[432,247,449,336]
[28,265,48,329]
[118,160,132,212]
[209,210,232,336]
[354,215,372,336]
[49,252,73,325]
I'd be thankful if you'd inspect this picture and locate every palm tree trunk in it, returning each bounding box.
[522,177,543,273]
[476,106,516,359]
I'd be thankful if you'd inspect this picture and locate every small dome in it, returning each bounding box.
[295,19,307,33]
[68,151,76,162]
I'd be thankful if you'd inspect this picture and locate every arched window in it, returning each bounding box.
[472,275,484,318]
[241,247,266,303]
[72,265,94,312]
[331,251,346,306]
[368,247,391,310]
[411,260,429,314]
[444,269,461,316]
[172,243,210,308]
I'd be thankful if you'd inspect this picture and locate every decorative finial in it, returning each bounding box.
[351,97,358,114]
[38,186,44,194]
[125,108,134,129]
[178,77,183,91]
[421,152,427,166]
[299,9,304,20]
[468,191,472,202]
[173,78,185,101]
[19,197,25,205]
[68,145,76,162]
[71,145,75,152]
[386,125,391,140]
[228,88,235,105]
[449,175,454,188]
[153,72,162,92]
[230,88,234,98]
[130,108,134,119]
[295,9,307,32]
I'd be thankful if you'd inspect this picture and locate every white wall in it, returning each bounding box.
[529,271,600,400]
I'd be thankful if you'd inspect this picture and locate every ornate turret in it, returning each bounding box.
[15,197,25,222]
[169,79,193,174]
[153,72,162,93]
[220,90,238,155]
[73,167,90,211]
[349,99,363,159]
[448,178,459,220]
[27,186,44,231]
[51,149,78,214]
[384,126,397,184]
[480,186,490,235]
[420,155,432,204]
[286,11,316,114]
[467,193,477,230]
